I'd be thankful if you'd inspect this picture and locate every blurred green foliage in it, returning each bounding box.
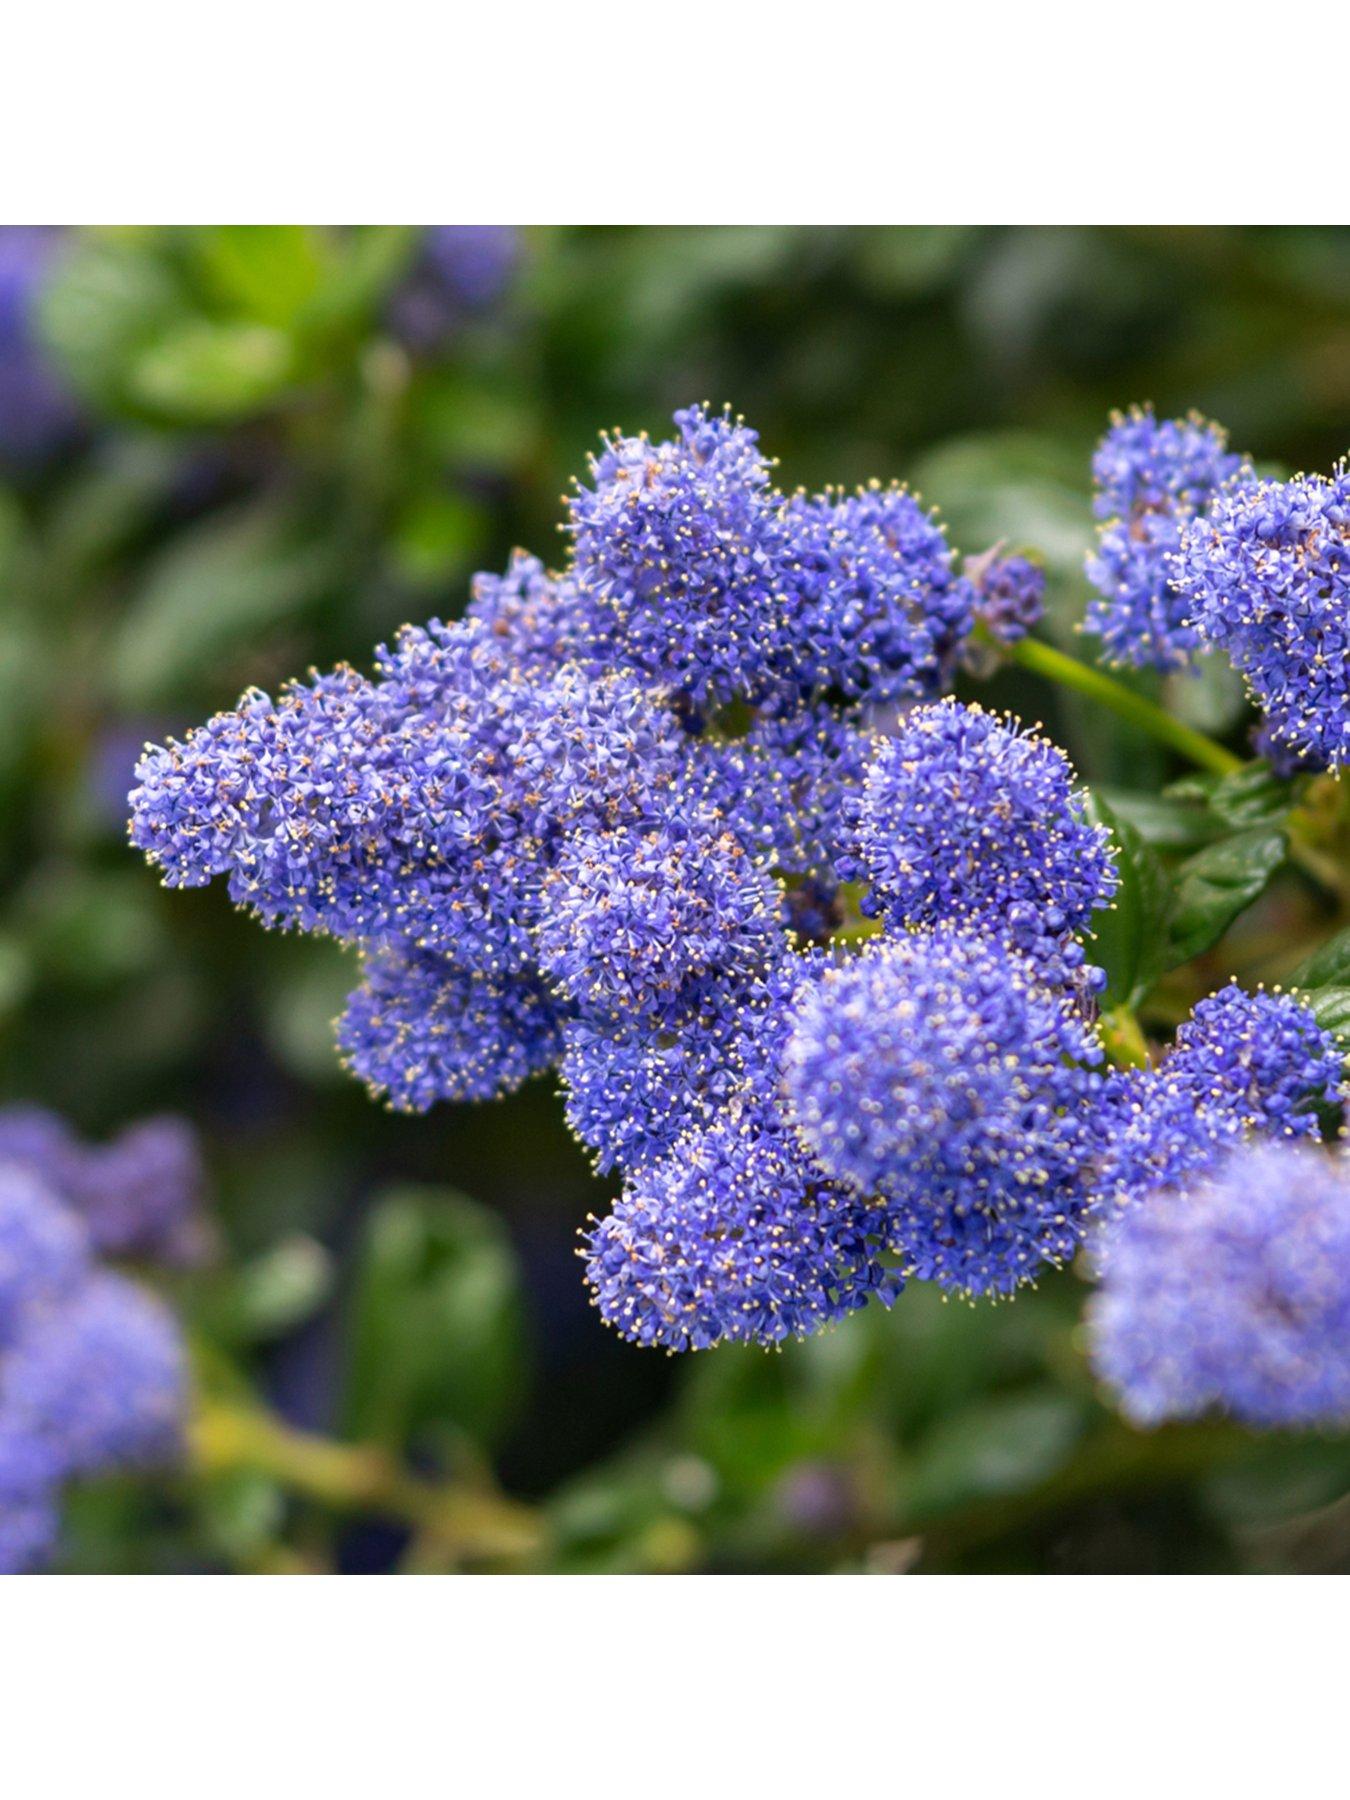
[4,225,1350,1573]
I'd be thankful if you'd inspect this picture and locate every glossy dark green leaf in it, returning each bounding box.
[1164,827,1288,968]
[344,1187,527,1449]
[1287,924,1350,994]
[1083,790,1172,1008]
[905,1393,1086,1519]
[1165,759,1295,831]
[1094,787,1222,851]
[200,1236,334,1345]
[1302,986,1350,1046]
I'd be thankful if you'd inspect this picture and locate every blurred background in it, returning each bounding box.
[3,224,1349,1573]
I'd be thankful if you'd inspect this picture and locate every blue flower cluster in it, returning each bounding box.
[1084,406,1248,671]
[968,549,1045,644]
[130,401,1350,1368]
[0,1141,190,1572]
[1173,466,1350,769]
[843,699,1117,990]
[0,1104,211,1267]
[1089,1141,1350,1428]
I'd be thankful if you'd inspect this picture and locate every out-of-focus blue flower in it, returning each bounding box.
[846,699,1115,989]
[583,1112,895,1351]
[387,225,520,352]
[0,1105,210,1268]
[0,1154,189,1572]
[1089,1141,1350,1428]
[1084,406,1248,671]
[783,932,1111,1296]
[1175,465,1350,768]
[0,226,83,475]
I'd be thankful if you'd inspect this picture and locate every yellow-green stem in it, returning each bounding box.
[192,1398,543,1569]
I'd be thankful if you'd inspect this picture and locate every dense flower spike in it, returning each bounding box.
[338,948,564,1111]
[1089,1142,1350,1428]
[583,1114,894,1351]
[783,933,1111,1295]
[1084,406,1248,671]
[848,700,1115,986]
[1174,466,1350,767]
[785,485,975,700]
[0,1148,189,1572]
[567,404,799,707]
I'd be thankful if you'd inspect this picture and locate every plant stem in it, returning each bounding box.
[191,1398,543,1570]
[993,630,1243,777]
[1099,1005,1150,1069]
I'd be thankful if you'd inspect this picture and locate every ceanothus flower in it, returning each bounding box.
[0,1106,210,1268]
[1088,1141,1350,1429]
[1084,406,1248,671]
[783,932,1112,1295]
[846,699,1115,986]
[0,1155,189,1572]
[785,484,974,701]
[0,226,83,474]
[535,805,782,1024]
[567,404,801,708]
[1174,465,1350,768]
[387,225,520,352]
[1,1272,186,1477]
[582,1111,895,1352]
[338,947,565,1112]
[967,548,1046,644]
[0,1164,90,1348]
[1098,984,1345,1209]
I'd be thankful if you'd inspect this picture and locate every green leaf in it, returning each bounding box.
[1166,759,1295,831]
[1287,924,1350,993]
[38,231,183,410]
[1164,827,1288,967]
[1094,787,1222,852]
[344,1187,527,1449]
[110,501,341,705]
[200,1236,334,1345]
[128,320,296,422]
[193,226,331,328]
[1302,986,1350,1046]
[905,1393,1085,1519]
[1083,791,1172,1008]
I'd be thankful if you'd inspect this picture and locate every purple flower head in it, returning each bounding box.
[387,225,520,352]
[968,548,1046,644]
[783,932,1112,1296]
[1098,985,1345,1212]
[1084,406,1249,671]
[0,1425,60,1574]
[1089,1141,1350,1429]
[583,1112,895,1352]
[0,1164,91,1348]
[338,948,564,1112]
[1174,465,1350,768]
[1,1271,187,1478]
[0,1105,209,1269]
[785,484,975,702]
[847,700,1116,987]
[567,404,801,709]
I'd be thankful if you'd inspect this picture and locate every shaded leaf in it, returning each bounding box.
[344,1187,527,1449]
[1288,924,1350,994]
[1164,827,1288,967]
[1084,790,1172,1008]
